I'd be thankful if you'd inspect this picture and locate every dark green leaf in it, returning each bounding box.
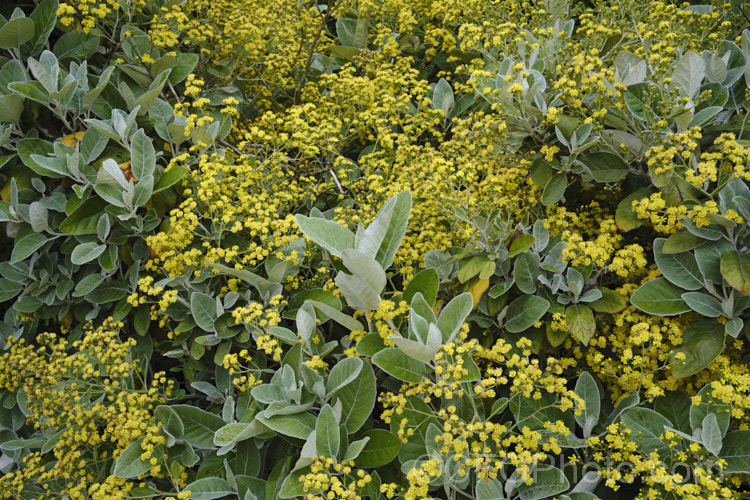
[183,477,233,500]
[11,233,47,263]
[681,292,722,317]
[653,238,704,290]
[172,405,226,449]
[335,360,375,433]
[588,287,627,313]
[316,404,340,459]
[721,431,750,473]
[630,278,691,316]
[372,347,426,383]
[0,18,35,50]
[403,268,438,306]
[542,174,567,206]
[662,230,706,254]
[505,295,549,333]
[517,466,569,500]
[355,429,400,468]
[191,292,218,332]
[580,152,629,182]
[113,438,153,478]
[720,250,750,295]
[671,319,724,378]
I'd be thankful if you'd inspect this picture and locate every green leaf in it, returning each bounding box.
[403,268,438,306]
[517,466,569,500]
[357,191,412,269]
[372,347,426,383]
[191,292,219,332]
[206,262,281,300]
[155,405,184,439]
[213,422,265,447]
[662,230,706,254]
[355,429,400,468]
[702,413,722,456]
[588,287,627,313]
[8,81,49,104]
[514,252,540,294]
[630,277,691,316]
[340,248,386,293]
[695,239,733,284]
[653,238,704,290]
[720,250,750,295]
[172,405,226,449]
[654,391,691,433]
[335,360,376,433]
[671,51,705,98]
[542,174,567,206]
[679,217,722,240]
[432,78,454,115]
[71,242,106,265]
[505,295,549,333]
[335,272,380,312]
[681,292,722,317]
[326,357,363,397]
[153,165,187,193]
[616,187,652,231]
[580,152,629,182]
[620,408,671,458]
[508,234,535,258]
[183,477,233,500]
[131,129,156,180]
[0,94,24,124]
[0,18,35,50]
[316,404,340,459]
[390,335,438,363]
[671,319,724,378]
[436,292,473,343]
[726,317,743,338]
[296,214,354,258]
[308,300,364,331]
[0,279,22,302]
[28,0,58,56]
[72,274,106,297]
[114,438,154,478]
[720,430,750,473]
[255,412,316,440]
[170,53,199,84]
[343,437,370,462]
[574,372,600,437]
[11,233,47,263]
[565,304,595,345]
[61,197,105,234]
[458,254,490,283]
[476,477,505,500]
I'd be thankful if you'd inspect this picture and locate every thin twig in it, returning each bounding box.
[328,167,345,194]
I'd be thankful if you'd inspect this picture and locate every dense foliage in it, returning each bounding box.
[2,0,750,498]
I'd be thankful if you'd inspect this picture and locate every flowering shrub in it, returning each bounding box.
[3,0,750,499]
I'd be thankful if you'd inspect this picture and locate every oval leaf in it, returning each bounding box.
[372,347,426,383]
[505,295,549,333]
[720,250,750,296]
[671,319,724,378]
[630,277,691,316]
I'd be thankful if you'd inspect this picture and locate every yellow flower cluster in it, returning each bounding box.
[222,349,262,391]
[56,0,131,33]
[587,423,736,498]
[298,457,373,500]
[0,320,174,499]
